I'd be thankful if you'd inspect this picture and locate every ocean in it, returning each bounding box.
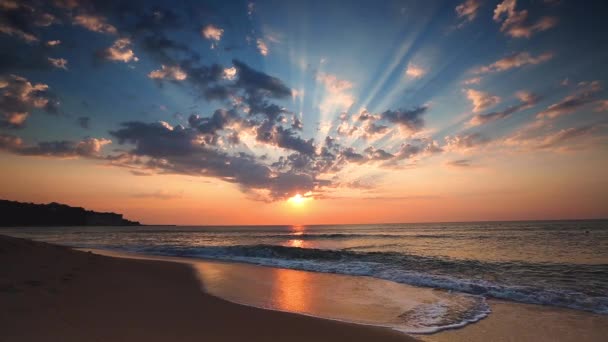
[2,220,607,333]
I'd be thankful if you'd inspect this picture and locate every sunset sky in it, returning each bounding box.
[1,0,607,225]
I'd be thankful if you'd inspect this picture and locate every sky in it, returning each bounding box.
[0,0,607,225]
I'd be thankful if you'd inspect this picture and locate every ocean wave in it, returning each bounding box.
[130,244,608,315]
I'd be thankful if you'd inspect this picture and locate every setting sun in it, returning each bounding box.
[288,194,306,205]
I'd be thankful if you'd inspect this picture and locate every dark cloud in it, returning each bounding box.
[108,121,325,201]
[536,81,602,119]
[380,106,427,132]
[256,124,316,155]
[0,0,58,43]
[446,159,472,167]
[0,133,111,158]
[232,59,291,99]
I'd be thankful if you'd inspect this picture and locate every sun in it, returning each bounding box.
[288,193,310,206]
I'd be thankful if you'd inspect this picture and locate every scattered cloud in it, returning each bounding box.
[202,24,223,48]
[148,65,187,81]
[463,77,482,85]
[73,14,117,35]
[0,74,59,128]
[536,81,602,119]
[46,40,61,47]
[469,91,540,126]
[132,190,183,200]
[475,51,553,74]
[0,1,59,43]
[446,159,473,168]
[316,72,355,113]
[48,57,68,70]
[493,0,558,38]
[223,67,237,80]
[595,100,608,112]
[444,133,490,152]
[405,63,426,79]
[0,134,111,158]
[98,38,138,63]
[456,0,482,25]
[504,124,602,152]
[256,38,269,56]
[466,89,501,113]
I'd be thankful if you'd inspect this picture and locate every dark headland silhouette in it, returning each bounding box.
[0,199,140,226]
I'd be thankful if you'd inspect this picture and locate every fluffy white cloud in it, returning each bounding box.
[493,0,558,38]
[148,65,187,81]
[466,89,501,113]
[73,14,117,35]
[405,63,426,79]
[100,38,138,63]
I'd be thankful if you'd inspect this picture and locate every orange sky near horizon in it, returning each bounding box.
[2,150,606,225]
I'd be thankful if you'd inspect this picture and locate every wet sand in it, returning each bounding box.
[421,299,608,342]
[0,234,416,342]
[90,248,608,342]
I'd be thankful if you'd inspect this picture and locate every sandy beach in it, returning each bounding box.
[0,234,416,342]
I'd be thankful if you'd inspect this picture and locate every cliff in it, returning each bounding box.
[0,199,141,226]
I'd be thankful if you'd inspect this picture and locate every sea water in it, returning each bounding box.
[2,220,607,332]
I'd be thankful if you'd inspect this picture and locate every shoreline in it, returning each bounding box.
[82,247,491,335]
[0,234,416,342]
[84,247,608,342]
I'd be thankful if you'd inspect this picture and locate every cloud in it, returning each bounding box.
[256,38,269,56]
[446,159,473,168]
[223,67,237,80]
[469,91,540,126]
[381,107,427,132]
[444,133,490,152]
[46,40,61,46]
[48,57,68,70]
[132,190,182,200]
[0,134,111,158]
[108,121,324,201]
[98,38,138,63]
[0,74,59,128]
[405,63,426,79]
[202,24,223,41]
[202,24,223,49]
[466,89,501,113]
[475,51,553,74]
[73,14,118,35]
[316,72,355,114]
[595,100,608,112]
[504,124,602,152]
[0,1,58,42]
[148,65,187,81]
[493,0,558,38]
[233,59,292,99]
[456,0,482,23]
[463,77,481,85]
[536,81,602,119]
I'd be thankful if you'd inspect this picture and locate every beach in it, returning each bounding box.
[0,234,415,342]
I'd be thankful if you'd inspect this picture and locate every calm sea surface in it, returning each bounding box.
[2,220,607,331]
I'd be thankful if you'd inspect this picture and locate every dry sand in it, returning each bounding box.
[0,235,416,342]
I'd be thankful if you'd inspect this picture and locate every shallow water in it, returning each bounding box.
[2,220,607,331]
